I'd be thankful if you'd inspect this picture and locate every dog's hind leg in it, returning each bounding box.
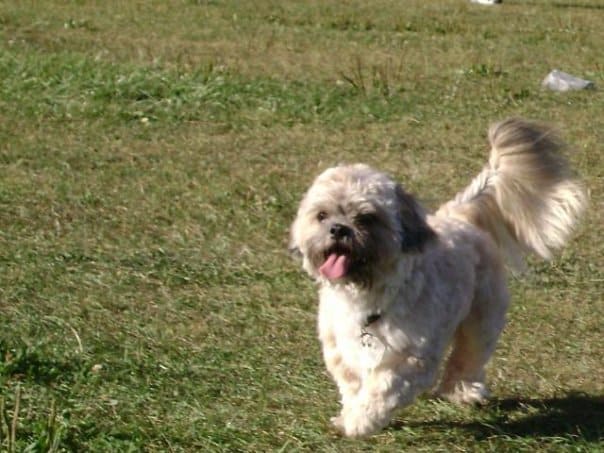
[437,273,509,404]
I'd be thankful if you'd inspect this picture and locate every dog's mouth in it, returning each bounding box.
[319,246,352,280]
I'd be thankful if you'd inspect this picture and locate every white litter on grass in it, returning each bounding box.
[542,69,595,92]
[470,0,502,4]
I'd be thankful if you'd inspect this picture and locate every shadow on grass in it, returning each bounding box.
[552,2,604,10]
[521,1,604,9]
[0,342,83,385]
[404,392,604,441]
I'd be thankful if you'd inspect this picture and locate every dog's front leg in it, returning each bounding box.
[339,356,437,438]
[320,332,363,431]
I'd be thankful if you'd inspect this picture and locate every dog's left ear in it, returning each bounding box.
[396,185,437,252]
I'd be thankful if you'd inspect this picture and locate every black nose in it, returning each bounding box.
[330,223,352,240]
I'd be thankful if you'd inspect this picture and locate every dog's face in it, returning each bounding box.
[290,164,435,286]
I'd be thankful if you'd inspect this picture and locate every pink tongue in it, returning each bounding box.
[319,254,350,280]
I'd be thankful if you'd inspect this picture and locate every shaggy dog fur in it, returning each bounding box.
[289,118,587,438]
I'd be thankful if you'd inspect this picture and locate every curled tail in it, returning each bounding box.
[438,118,587,269]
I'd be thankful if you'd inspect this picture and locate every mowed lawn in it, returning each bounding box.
[1,0,603,450]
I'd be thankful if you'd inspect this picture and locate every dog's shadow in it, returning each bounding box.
[397,392,604,441]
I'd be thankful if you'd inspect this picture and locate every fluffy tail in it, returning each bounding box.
[438,118,587,269]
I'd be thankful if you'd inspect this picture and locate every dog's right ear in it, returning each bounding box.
[396,185,437,252]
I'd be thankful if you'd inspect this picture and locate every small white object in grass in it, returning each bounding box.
[91,364,103,373]
[542,69,595,92]
[470,0,502,4]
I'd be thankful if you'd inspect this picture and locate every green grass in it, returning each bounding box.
[1,0,603,451]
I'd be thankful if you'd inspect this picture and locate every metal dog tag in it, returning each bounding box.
[360,332,386,371]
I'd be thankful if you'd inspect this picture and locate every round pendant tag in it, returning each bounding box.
[360,332,386,371]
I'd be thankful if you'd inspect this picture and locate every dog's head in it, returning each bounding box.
[290,164,435,286]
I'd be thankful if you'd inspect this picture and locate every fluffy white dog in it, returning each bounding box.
[289,118,586,437]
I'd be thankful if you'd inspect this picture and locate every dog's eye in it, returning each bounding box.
[355,213,377,226]
[317,211,328,222]
[356,213,375,224]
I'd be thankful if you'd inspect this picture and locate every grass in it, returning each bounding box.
[0,0,603,450]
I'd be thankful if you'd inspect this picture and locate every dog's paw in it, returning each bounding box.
[330,415,345,433]
[438,381,490,405]
[330,412,375,438]
[340,408,384,438]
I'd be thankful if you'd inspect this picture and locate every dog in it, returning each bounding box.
[289,118,586,437]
